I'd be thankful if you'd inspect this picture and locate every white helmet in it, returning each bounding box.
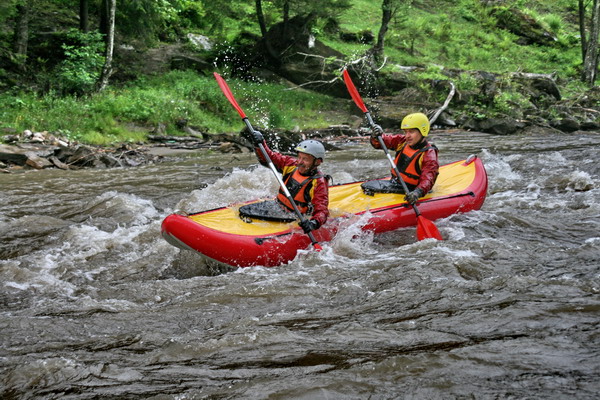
[295,140,325,160]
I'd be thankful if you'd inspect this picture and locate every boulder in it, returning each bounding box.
[464,117,526,135]
[0,144,57,166]
[551,117,580,132]
[491,7,557,46]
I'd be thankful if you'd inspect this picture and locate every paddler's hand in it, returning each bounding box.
[299,219,319,234]
[251,130,264,146]
[405,188,423,205]
[370,124,384,138]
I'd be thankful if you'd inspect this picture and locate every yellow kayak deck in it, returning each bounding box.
[188,159,477,236]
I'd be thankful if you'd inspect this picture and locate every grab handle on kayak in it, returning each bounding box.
[463,154,477,166]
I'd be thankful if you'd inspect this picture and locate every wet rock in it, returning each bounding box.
[59,145,99,167]
[551,117,580,133]
[98,153,123,168]
[0,144,29,164]
[25,152,54,169]
[48,155,70,170]
[218,142,240,153]
[463,117,526,135]
[581,121,600,131]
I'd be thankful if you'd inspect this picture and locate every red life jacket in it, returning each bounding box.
[276,167,321,214]
[392,142,434,187]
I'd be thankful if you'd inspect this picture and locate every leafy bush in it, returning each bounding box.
[51,29,105,95]
[493,90,532,117]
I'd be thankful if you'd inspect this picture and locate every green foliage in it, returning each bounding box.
[0,0,16,25]
[541,13,563,34]
[0,0,593,144]
[493,90,532,117]
[51,29,105,95]
[413,65,446,82]
[0,70,341,144]
[328,0,580,77]
[455,72,479,91]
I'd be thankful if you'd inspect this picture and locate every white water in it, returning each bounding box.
[1,131,599,399]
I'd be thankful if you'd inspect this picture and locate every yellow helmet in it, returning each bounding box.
[401,112,430,137]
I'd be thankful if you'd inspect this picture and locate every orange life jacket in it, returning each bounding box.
[392,142,434,187]
[276,167,321,214]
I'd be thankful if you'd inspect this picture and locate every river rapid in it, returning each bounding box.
[1,130,599,399]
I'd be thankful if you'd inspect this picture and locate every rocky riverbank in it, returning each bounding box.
[0,125,361,173]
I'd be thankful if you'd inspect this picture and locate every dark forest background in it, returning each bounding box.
[1,0,599,144]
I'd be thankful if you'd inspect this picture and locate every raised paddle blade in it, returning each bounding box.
[342,69,368,113]
[214,72,247,119]
[416,215,443,241]
[214,72,322,252]
[342,68,443,242]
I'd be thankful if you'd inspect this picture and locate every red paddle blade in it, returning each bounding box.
[342,69,368,113]
[214,72,247,119]
[313,243,323,252]
[416,215,443,241]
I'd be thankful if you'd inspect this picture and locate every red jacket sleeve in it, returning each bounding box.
[254,142,296,172]
[416,148,439,194]
[369,134,407,150]
[309,176,329,227]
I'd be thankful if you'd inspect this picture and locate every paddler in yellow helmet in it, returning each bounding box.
[361,112,439,204]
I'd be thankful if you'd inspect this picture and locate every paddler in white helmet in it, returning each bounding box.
[240,131,329,234]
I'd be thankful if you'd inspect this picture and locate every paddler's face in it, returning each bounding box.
[403,128,423,147]
[297,152,320,174]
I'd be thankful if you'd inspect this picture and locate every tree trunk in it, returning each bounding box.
[79,0,89,32]
[579,0,587,61]
[13,0,30,58]
[373,0,393,61]
[282,0,290,39]
[255,0,268,37]
[255,0,279,61]
[582,0,600,85]
[99,0,109,41]
[97,0,116,92]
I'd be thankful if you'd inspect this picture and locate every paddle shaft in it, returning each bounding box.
[214,73,321,249]
[242,118,309,218]
[363,112,422,217]
[342,69,442,240]
[342,69,423,215]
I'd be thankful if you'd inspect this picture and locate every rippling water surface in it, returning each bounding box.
[1,131,599,399]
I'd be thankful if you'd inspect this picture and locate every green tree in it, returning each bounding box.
[53,29,105,94]
[12,0,33,61]
[80,0,89,32]
[580,0,600,85]
[97,0,115,91]
[372,0,412,62]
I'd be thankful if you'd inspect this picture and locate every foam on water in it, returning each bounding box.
[82,191,160,226]
[1,190,174,300]
[3,134,600,399]
[175,167,278,213]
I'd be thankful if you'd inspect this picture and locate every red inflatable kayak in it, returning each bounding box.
[162,155,488,267]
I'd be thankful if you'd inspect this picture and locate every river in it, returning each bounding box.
[1,131,599,399]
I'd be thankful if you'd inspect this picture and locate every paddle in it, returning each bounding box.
[342,69,443,241]
[213,72,323,251]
